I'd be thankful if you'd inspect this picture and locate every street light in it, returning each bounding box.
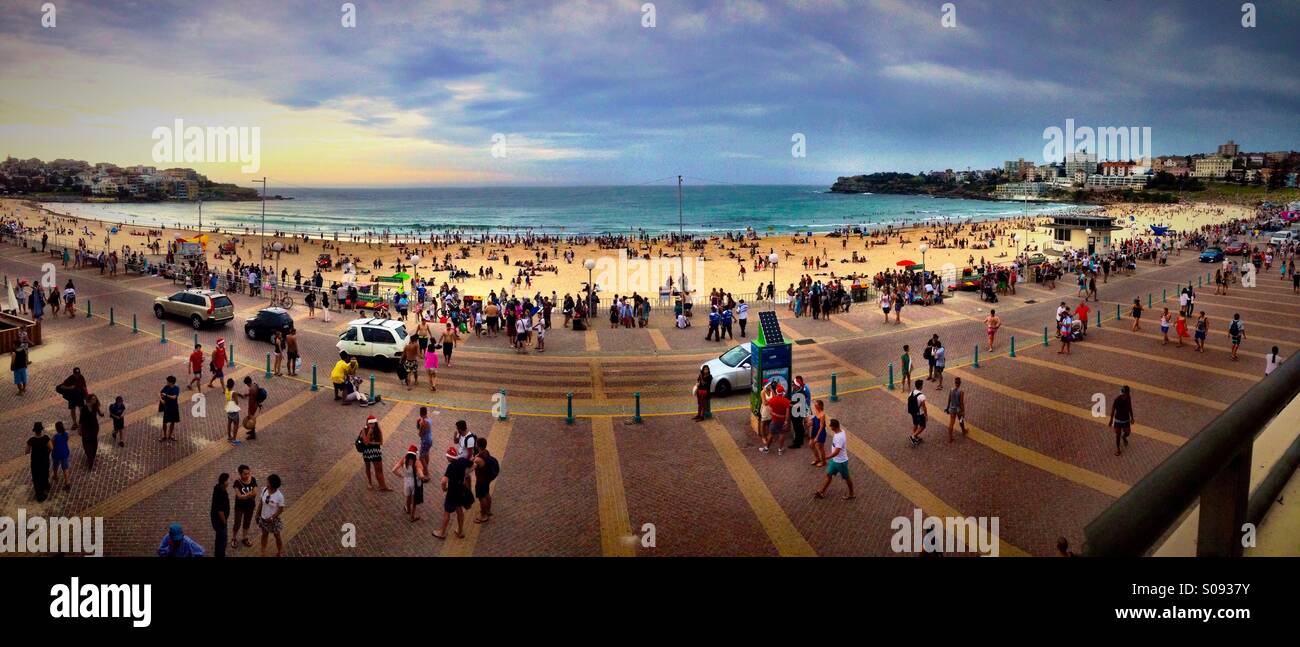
[919,243,929,270]
[584,258,596,314]
[768,252,778,302]
[271,241,284,303]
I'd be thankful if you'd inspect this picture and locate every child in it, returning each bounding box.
[901,345,913,386]
[109,396,126,447]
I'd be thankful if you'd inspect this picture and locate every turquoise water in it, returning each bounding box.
[47,186,1075,236]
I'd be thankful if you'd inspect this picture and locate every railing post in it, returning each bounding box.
[830,372,839,402]
[310,363,318,391]
[633,392,642,424]
[1196,446,1252,557]
[566,392,574,425]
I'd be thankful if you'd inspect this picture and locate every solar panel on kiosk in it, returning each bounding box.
[758,311,783,345]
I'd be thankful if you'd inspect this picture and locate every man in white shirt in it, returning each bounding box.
[737,300,749,337]
[814,419,854,500]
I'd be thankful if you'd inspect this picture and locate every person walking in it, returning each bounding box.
[1159,308,1171,345]
[211,473,230,558]
[108,395,126,448]
[945,377,967,441]
[737,300,749,337]
[230,465,258,550]
[50,422,71,492]
[471,437,500,524]
[1108,385,1134,456]
[1174,310,1190,347]
[984,310,1001,352]
[1228,313,1245,361]
[391,445,428,522]
[56,368,87,431]
[813,419,854,500]
[901,345,912,386]
[907,380,927,447]
[79,394,104,471]
[932,340,946,390]
[1194,311,1208,353]
[159,376,181,441]
[359,415,392,492]
[1130,299,1143,332]
[187,344,204,392]
[440,323,459,366]
[207,339,227,389]
[256,474,285,557]
[11,328,30,396]
[416,407,435,476]
[26,422,52,502]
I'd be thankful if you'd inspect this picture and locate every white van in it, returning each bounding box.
[336,318,409,366]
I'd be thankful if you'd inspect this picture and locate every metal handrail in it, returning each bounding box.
[1083,352,1300,556]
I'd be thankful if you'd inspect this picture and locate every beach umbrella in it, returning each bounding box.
[393,271,412,281]
[896,260,917,267]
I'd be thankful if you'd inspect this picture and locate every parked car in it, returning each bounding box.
[1199,247,1225,263]
[1222,239,1248,255]
[244,307,294,341]
[1268,230,1297,246]
[153,289,234,329]
[336,318,409,367]
[701,343,752,396]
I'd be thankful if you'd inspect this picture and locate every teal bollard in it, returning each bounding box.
[1116,303,1121,320]
[1097,309,1102,328]
[86,299,91,318]
[566,392,574,425]
[133,313,138,334]
[229,342,234,364]
[634,392,642,424]
[1198,276,1202,287]
[370,374,376,401]
[194,332,199,346]
[973,345,979,368]
[310,363,318,391]
[497,389,507,421]
[1043,326,1048,347]
[109,307,115,326]
[1163,288,1167,303]
[1010,336,1016,357]
[888,362,895,390]
[1148,293,1152,308]
[161,322,167,344]
[830,372,839,402]
[265,353,272,378]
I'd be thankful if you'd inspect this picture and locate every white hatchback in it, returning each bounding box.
[336,318,410,367]
[700,343,753,396]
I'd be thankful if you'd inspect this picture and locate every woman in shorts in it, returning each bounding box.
[808,399,828,467]
[256,473,285,557]
[879,289,892,323]
[1159,308,1171,345]
[1194,311,1208,353]
[223,378,242,443]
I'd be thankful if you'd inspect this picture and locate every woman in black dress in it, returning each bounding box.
[79,395,104,471]
[26,422,51,502]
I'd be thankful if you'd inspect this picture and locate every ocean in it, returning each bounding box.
[44,186,1078,237]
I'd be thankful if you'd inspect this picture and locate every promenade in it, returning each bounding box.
[1,237,1292,556]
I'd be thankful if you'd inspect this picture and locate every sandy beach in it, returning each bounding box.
[0,197,1252,302]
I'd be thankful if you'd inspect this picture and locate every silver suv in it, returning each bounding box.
[154,289,235,329]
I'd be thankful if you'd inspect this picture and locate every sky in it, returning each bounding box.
[1,0,1298,187]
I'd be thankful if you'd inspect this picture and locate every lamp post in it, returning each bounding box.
[919,243,929,270]
[271,241,284,304]
[768,252,778,302]
[1085,227,1093,255]
[584,258,596,314]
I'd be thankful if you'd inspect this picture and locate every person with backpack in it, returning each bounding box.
[472,437,500,524]
[1228,313,1245,361]
[907,380,928,447]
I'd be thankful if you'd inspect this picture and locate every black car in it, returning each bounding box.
[244,307,294,341]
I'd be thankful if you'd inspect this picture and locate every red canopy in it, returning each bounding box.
[896,259,917,267]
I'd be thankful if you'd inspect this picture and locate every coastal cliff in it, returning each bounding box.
[829,173,996,200]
